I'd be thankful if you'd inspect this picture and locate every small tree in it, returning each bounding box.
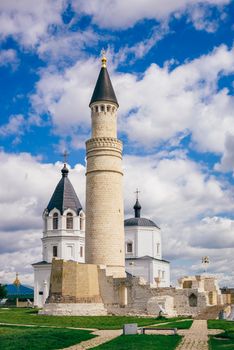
[0,284,7,299]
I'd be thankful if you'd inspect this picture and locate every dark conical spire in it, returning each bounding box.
[89,52,118,107]
[46,164,82,214]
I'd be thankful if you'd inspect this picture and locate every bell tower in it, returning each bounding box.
[85,53,125,277]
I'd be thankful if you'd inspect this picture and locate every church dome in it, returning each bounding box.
[124,217,159,228]
[46,164,82,214]
[125,197,160,228]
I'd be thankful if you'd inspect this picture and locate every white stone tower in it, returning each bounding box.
[85,53,125,277]
[33,163,85,307]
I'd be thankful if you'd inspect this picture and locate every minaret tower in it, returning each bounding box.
[85,52,125,277]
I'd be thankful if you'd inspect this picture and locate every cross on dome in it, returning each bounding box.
[134,188,141,200]
[61,150,69,164]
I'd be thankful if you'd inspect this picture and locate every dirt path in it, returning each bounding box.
[61,329,122,350]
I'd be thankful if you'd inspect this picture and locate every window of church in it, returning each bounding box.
[101,105,105,112]
[107,105,111,112]
[80,246,83,257]
[66,213,73,229]
[80,213,85,231]
[156,243,160,255]
[53,246,58,257]
[127,242,133,253]
[95,106,98,112]
[53,213,58,229]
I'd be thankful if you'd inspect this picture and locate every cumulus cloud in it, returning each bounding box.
[0,0,64,47]
[0,49,19,69]
[31,57,99,136]
[37,29,100,64]
[117,45,234,154]
[31,44,234,157]
[0,151,85,285]
[72,0,230,29]
[1,150,234,285]
[123,152,234,285]
[215,133,234,173]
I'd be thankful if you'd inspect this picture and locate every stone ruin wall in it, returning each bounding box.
[46,260,216,317]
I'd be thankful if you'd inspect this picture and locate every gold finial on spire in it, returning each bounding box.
[101,49,107,68]
[13,272,21,287]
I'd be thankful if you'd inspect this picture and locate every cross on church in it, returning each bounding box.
[61,150,69,164]
[135,188,140,200]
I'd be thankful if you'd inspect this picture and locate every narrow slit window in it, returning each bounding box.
[127,242,133,253]
[53,246,58,257]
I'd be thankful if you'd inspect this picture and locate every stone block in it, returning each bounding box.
[123,323,138,335]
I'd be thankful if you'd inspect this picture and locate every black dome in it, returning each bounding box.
[124,217,160,229]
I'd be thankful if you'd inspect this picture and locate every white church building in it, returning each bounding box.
[32,164,85,307]
[33,164,170,307]
[125,198,170,287]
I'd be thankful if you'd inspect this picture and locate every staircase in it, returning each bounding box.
[195,305,225,320]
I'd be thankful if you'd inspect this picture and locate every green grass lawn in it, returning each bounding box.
[90,334,182,350]
[0,308,173,330]
[0,324,95,350]
[208,320,234,350]
[150,319,193,329]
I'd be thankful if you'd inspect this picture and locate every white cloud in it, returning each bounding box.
[0,150,233,286]
[31,57,100,136]
[0,0,64,47]
[0,49,19,69]
[0,114,25,137]
[37,29,99,64]
[31,45,234,156]
[72,0,230,29]
[116,44,234,154]
[123,153,234,285]
[215,133,234,173]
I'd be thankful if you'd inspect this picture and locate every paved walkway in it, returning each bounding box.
[143,320,223,350]
[61,329,122,350]
[175,320,220,350]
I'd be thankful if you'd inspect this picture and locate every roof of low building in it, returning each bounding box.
[124,217,160,228]
[125,255,170,263]
[6,284,34,299]
[46,164,82,215]
[32,261,51,266]
[89,55,118,107]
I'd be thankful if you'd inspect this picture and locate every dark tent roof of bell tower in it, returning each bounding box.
[46,164,82,214]
[89,66,118,107]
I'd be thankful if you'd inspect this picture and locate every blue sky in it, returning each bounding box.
[0,0,234,286]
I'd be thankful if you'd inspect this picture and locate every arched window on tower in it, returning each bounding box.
[53,213,58,230]
[66,213,73,229]
[80,212,85,231]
